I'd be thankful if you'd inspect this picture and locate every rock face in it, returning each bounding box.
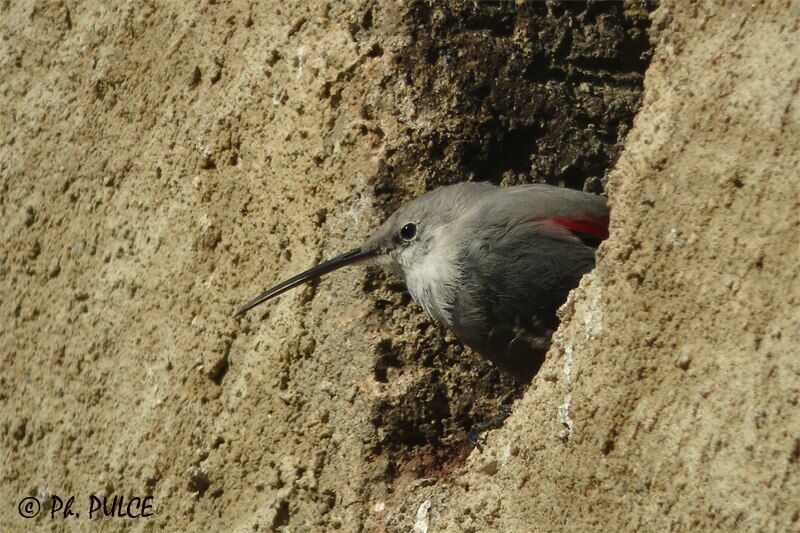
[0,1,796,532]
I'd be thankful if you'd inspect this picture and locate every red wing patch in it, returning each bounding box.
[532,214,609,240]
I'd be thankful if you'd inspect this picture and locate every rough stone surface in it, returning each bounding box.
[1,0,797,531]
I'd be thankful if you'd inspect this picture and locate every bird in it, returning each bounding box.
[234,181,608,380]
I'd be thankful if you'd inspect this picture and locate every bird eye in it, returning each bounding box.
[399,223,417,241]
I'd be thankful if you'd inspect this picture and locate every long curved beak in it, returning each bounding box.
[233,247,374,318]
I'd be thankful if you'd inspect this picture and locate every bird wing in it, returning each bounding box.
[478,184,610,246]
[449,185,606,361]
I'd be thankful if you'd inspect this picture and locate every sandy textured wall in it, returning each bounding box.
[1,0,797,531]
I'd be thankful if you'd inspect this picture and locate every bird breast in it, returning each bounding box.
[402,241,460,328]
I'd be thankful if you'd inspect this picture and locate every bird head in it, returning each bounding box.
[233,183,491,317]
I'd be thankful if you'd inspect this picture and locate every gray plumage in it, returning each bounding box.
[235,182,608,377]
